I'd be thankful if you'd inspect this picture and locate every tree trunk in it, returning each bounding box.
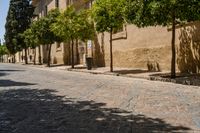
[47,44,52,67]
[38,45,42,65]
[33,48,36,65]
[71,39,75,69]
[75,39,80,64]
[25,48,28,64]
[110,28,113,72]
[171,12,176,78]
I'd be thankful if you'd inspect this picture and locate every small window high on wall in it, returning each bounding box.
[44,5,48,16]
[55,0,59,8]
[56,42,61,49]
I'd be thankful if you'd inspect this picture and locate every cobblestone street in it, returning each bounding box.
[0,63,200,133]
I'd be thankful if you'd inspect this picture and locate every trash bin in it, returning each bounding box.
[86,57,93,70]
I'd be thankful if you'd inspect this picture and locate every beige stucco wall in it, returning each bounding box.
[94,24,179,71]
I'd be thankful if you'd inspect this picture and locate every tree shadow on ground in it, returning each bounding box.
[113,69,150,75]
[0,88,191,133]
[150,73,200,86]
[0,73,8,77]
[0,70,24,77]
[0,70,24,72]
[49,64,66,68]
[0,80,36,87]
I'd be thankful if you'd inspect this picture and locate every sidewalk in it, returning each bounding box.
[42,64,168,79]
[17,62,169,80]
[17,63,200,86]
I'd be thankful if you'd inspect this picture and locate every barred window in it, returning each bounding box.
[56,42,61,49]
[44,5,48,16]
[55,0,59,8]
[113,25,124,34]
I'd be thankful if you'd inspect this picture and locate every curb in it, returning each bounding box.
[67,68,118,76]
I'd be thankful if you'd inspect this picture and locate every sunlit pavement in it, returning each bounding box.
[0,63,200,133]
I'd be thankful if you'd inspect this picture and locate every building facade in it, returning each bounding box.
[12,0,200,73]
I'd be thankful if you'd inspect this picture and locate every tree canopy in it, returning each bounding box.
[33,9,61,45]
[0,45,8,56]
[76,10,95,42]
[51,6,78,42]
[4,0,34,55]
[127,0,200,27]
[92,0,126,33]
[22,28,39,49]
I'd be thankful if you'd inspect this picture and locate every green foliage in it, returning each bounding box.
[51,6,78,41]
[4,0,34,54]
[0,45,8,56]
[76,10,95,42]
[51,6,95,42]
[127,0,200,27]
[21,28,39,49]
[33,9,61,45]
[92,0,126,33]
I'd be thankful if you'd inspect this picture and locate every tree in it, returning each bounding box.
[92,0,126,72]
[51,7,77,68]
[76,9,95,64]
[30,20,44,65]
[33,9,61,67]
[22,28,39,65]
[126,0,200,78]
[51,7,95,68]
[4,0,34,64]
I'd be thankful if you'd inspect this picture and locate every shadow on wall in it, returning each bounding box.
[177,22,200,73]
[93,33,106,67]
[63,42,71,65]
[0,88,191,133]
[53,57,57,64]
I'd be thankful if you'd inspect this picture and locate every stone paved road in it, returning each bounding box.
[0,63,200,133]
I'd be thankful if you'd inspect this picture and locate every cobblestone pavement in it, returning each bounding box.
[0,63,200,133]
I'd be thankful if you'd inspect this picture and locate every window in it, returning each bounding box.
[113,25,124,34]
[44,5,48,16]
[112,24,127,40]
[66,0,72,7]
[55,0,59,8]
[66,0,69,7]
[56,42,61,49]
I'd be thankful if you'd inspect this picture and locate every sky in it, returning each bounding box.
[0,0,10,43]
